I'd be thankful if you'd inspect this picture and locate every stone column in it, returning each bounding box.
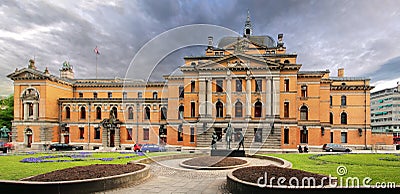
[226,76,232,118]
[33,102,38,120]
[115,127,120,148]
[246,76,252,118]
[273,78,280,116]
[199,79,206,117]
[266,78,271,117]
[102,127,108,147]
[23,103,28,120]
[206,78,212,117]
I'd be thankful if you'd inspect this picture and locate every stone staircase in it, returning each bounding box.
[197,126,281,149]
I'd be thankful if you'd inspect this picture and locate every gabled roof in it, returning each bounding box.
[197,53,280,70]
[7,68,73,85]
[218,35,276,48]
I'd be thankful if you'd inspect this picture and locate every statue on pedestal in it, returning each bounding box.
[225,123,233,149]
[211,131,217,150]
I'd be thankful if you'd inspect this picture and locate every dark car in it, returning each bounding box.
[49,143,83,151]
[322,143,352,152]
[140,144,166,153]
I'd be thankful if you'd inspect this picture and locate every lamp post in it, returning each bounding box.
[136,103,139,143]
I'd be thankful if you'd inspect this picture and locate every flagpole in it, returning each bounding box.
[96,52,98,79]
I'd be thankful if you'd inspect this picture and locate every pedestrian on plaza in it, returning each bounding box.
[298,145,303,153]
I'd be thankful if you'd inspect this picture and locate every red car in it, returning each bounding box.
[133,144,142,152]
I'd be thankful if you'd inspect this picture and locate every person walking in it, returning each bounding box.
[298,145,303,153]
[237,130,244,151]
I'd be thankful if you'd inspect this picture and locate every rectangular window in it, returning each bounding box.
[94,127,100,139]
[93,92,98,99]
[79,127,84,139]
[284,128,289,144]
[330,96,332,106]
[138,92,142,99]
[255,80,262,92]
[254,128,262,142]
[284,102,289,118]
[300,127,308,143]
[127,128,132,140]
[190,127,195,143]
[341,96,347,106]
[216,80,223,92]
[191,102,196,117]
[179,86,184,98]
[191,81,195,92]
[178,125,183,141]
[330,132,334,143]
[143,128,149,141]
[301,85,307,98]
[123,92,127,99]
[108,92,112,98]
[236,79,242,92]
[284,79,289,92]
[79,92,83,98]
[341,132,347,143]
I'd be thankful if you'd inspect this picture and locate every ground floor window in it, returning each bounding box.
[127,128,132,140]
[330,131,334,143]
[284,128,289,144]
[79,127,84,139]
[190,127,195,143]
[300,127,308,143]
[341,132,347,143]
[143,128,149,141]
[178,125,183,141]
[94,127,100,139]
[254,128,262,142]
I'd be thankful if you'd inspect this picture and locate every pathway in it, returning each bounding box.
[103,157,281,194]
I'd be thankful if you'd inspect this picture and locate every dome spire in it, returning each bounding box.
[244,9,252,38]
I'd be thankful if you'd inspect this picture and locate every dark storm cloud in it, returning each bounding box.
[0,0,399,96]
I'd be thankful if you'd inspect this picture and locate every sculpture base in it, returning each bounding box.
[211,149,245,157]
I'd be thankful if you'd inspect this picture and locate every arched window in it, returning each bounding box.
[153,92,158,99]
[284,60,290,64]
[144,107,150,120]
[161,107,167,120]
[235,101,243,118]
[128,107,134,120]
[330,112,333,124]
[96,107,102,120]
[66,107,70,119]
[216,101,223,118]
[178,105,184,120]
[341,95,347,106]
[341,112,347,124]
[254,101,262,118]
[80,106,86,119]
[112,107,118,119]
[300,106,308,120]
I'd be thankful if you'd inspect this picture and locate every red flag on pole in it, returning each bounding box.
[94,46,100,55]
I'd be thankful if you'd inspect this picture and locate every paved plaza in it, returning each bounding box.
[104,157,281,194]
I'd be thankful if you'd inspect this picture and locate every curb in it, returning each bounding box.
[0,164,150,194]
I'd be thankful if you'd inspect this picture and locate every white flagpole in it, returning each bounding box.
[96,51,98,79]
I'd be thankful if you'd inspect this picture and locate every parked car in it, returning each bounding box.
[133,143,142,152]
[322,143,352,152]
[49,143,83,151]
[140,144,166,153]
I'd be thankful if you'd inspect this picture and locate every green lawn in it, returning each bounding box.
[263,153,400,185]
[0,151,174,180]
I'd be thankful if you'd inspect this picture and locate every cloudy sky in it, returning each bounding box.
[1,0,400,96]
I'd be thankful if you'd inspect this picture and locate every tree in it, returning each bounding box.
[0,95,14,130]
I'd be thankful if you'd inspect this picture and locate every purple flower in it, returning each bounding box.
[99,158,114,161]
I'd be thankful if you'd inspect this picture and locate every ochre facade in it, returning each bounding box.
[8,16,392,151]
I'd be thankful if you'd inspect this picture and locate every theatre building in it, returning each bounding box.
[7,15,392,150]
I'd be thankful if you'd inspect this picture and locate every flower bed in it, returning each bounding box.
[20,152,145,163]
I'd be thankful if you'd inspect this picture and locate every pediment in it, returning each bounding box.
[7,69,46,80]
[198,53,279,70]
